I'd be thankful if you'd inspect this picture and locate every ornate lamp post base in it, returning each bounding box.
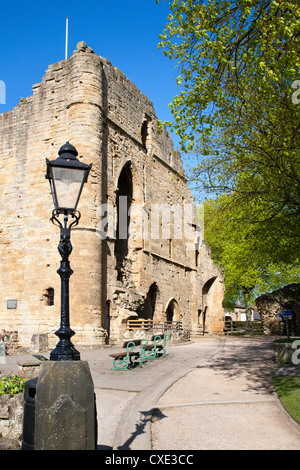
[50,348,80,361]
[50,328,80,361]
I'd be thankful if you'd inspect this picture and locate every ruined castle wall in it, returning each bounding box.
[0,45,224,349]
[0,51,106,348]
[97,54,203,338]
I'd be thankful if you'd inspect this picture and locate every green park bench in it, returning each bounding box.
[140,334,170,360]
[109,340,145,371]
[110,334,170,371]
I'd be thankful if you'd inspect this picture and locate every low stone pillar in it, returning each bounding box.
[35,361,97,450]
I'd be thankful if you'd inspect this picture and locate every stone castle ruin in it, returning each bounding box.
[256,283,300,335]
[0,42,225,351]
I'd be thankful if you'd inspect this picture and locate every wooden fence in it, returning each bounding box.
[126,319,183,333]
[224,320,263,335]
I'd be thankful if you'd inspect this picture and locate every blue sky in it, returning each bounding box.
[0,0,181,145]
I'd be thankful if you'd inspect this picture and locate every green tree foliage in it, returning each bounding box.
[203,196,300,310]
[159,0,300,266]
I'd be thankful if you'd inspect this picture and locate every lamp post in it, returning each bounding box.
[46,142,92,361]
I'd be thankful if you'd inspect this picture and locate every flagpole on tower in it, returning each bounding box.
[65,17,68,60]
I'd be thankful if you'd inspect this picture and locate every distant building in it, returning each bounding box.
[227,304,260,321]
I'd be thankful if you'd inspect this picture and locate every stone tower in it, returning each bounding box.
[0,42,225,350]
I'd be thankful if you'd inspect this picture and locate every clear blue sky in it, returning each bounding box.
[0,0,181,145]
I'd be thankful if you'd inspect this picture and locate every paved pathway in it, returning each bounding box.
[1,336,300,450]
[151,337,300,450]
[74,336,300,450]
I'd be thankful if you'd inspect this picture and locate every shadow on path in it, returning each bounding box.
[195,337,276,395]
[116,409,167,450]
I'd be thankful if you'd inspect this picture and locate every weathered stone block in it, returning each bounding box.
[35,361,97,450]
[0,393,24,441]
[0,395,10,419]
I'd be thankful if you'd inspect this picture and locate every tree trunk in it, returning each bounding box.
[242,288,253,333]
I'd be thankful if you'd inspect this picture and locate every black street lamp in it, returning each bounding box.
[46,142,92,361]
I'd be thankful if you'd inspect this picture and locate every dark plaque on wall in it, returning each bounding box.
[7,300,17,309]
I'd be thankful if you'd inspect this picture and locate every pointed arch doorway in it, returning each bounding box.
[166,298,180,323]
[201,276,217,334]
[141,282,158,320]
[115,162,133,261]
[104,300,111,342]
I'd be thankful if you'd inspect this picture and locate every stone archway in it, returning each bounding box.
[104,300,111,341]
[281,302,299,336]
[202,277,217,305]
[166,298,180,322]
[115,162,133,261]
[256,284,300,335]
[114,161,144,283]
[202,275,217,309]
[141,282,158,320]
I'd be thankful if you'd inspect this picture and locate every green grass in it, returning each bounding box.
[273,376,300,424]
[275,338,300,344]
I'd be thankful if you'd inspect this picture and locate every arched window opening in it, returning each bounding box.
[141,283,158,320]
[202,277,217,296]
[195,248,199,267]
[166,298,180,323]
[141,120,148,150]
[202,277,217,310]
[115,163,133,262]
[197,309,202,323]
[104,300,111,340]
[45,287,54,306]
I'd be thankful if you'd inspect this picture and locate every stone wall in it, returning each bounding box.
[0,330,24,355]
[0,42,225,349]
[0,393,24,443]
[256,283,300,335]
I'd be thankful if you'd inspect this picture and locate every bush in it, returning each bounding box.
[0,372,26,396]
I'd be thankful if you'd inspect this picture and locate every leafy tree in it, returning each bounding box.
[159,0,300,263]
[202,196,300,320]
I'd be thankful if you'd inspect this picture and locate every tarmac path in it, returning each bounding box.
[151,337,300,450]
[1,335,300,450]
[84,335,300,450]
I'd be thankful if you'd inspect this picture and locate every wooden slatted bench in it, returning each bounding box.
[109,339,145,371]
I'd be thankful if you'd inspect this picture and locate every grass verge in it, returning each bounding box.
[275,338,300,344]
[273,376,300,424]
